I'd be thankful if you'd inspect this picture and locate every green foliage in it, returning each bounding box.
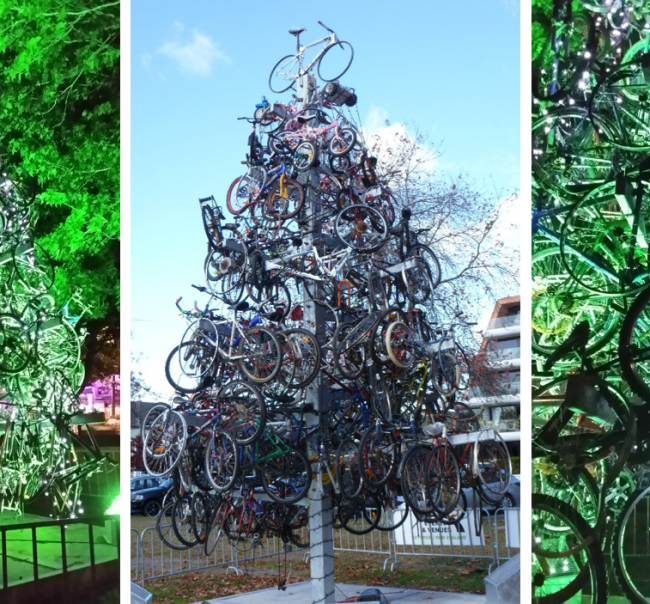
[0,0,120,322]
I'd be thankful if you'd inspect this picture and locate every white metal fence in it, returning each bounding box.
[131,508,519,586]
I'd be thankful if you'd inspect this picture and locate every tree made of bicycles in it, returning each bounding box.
[532,1,650,601]
[0,171,111,520]
[144,23,512,604]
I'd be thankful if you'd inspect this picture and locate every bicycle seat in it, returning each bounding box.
[297,114,317,124]
[229,300,250,312]
[544,321,590,371]
[289,28,306,36]
[263,309,285,323]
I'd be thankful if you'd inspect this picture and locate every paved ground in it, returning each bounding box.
[193,582,486,603]
[0,512,119,587]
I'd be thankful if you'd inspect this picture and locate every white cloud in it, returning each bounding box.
[362,105,437,174]
[141,52,152,68]
[151,25,231,76]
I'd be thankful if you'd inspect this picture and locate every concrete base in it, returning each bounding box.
[192,582,486,604]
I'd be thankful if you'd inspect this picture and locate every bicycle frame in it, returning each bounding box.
[292,32,337,77]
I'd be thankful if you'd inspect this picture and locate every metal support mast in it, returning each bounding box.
[297,73,335,604]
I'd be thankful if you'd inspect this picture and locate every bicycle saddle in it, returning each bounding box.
[229,300,250,312]
[263,308,285,323]
[296,114,317,124]
[289,28,306,36]
[544,321,590,371]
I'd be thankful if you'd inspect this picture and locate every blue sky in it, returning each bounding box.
[131,0,520,397]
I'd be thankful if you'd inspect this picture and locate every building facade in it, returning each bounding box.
[467,295,520,459]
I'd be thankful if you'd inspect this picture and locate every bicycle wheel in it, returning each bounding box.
[178,319,219,378]
[329,128,357,156]
[532,494,607,604]
[269,54,299,93]
[237,326,281,383]
[335,204,388,253]
[157,500,190,551]
[259,445,311,504]
[293,140,318,172]
[143,409,187,476]
[385,320,416,370]
[339,493,382,536]
[317,41,354,82]
[226,176,247,215]
[283,327,321,389]
[532,246,620,357]
[560,182,650,297]
[201,203,222,248]
[358,426,397,489]
[266,179,304,220]
[474,430,512,504]
[375,484,409,532]
[190,491,209,543]
[13,242,55,294]
[611,486,650,603]
[619,286,650,405]
[336,436,363,500]
[0,314,31,375]
[205,429,239,492]
[333,322,366,380]
[218,380,266,445]
[408,244,441,295]
[432,351,459,398]
[172,495,199,547]
[400,442,436,516]
[425,443,462,519]
[235,166,266,205]
[204,498,231,556]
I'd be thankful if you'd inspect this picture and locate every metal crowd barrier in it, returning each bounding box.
[1,515,120,591]
[131,508,519,587]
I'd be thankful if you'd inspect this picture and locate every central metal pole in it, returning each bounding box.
[297,73,335,604]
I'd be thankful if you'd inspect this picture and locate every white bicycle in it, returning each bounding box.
[268,21,354,94]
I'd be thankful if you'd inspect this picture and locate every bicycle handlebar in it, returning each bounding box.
[192,284,207,293]
[318,21,334,33]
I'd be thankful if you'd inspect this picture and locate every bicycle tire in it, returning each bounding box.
[283,327,321,389]
[201,203,222,248]
[532,493,607,604]
[425,443,462,519]
[172,495,199,547]
[334,204,388,253]
[358,426,397,489]
[235,166,266,205]
[329,128,357,156]
[317,41,354,82]
[204,498,231,556]
[408,243,441,294]
[400,442,436,516]
[0,313,31,375]
[340,492,382,536]
[226,176,248,215]
[266,179,304,220]
[611,486,650,603]
[333,322,366,380]
[259,444,312,504]
[433,349,459,398]
[474,430,512,504]
[269,54,299,93]
[190,491,209,544]
[375,484,410,532]
[218,380,266,445]
[205,429,239,492]
[619,286,650,404]
[385,320,416,370]
[237,327,281,384]
[560,183,650,297]
[294,140,318,172]
[157,500,190,551]
[143,409,187,476]
[336,436,363,500]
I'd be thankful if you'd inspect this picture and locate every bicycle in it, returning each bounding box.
[268,22,354,93]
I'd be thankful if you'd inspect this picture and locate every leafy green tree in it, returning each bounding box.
[0,0,120,384]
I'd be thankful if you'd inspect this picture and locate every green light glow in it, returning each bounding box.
[106,494,120,515]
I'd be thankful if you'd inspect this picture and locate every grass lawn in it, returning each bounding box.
[131,512,499,604]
